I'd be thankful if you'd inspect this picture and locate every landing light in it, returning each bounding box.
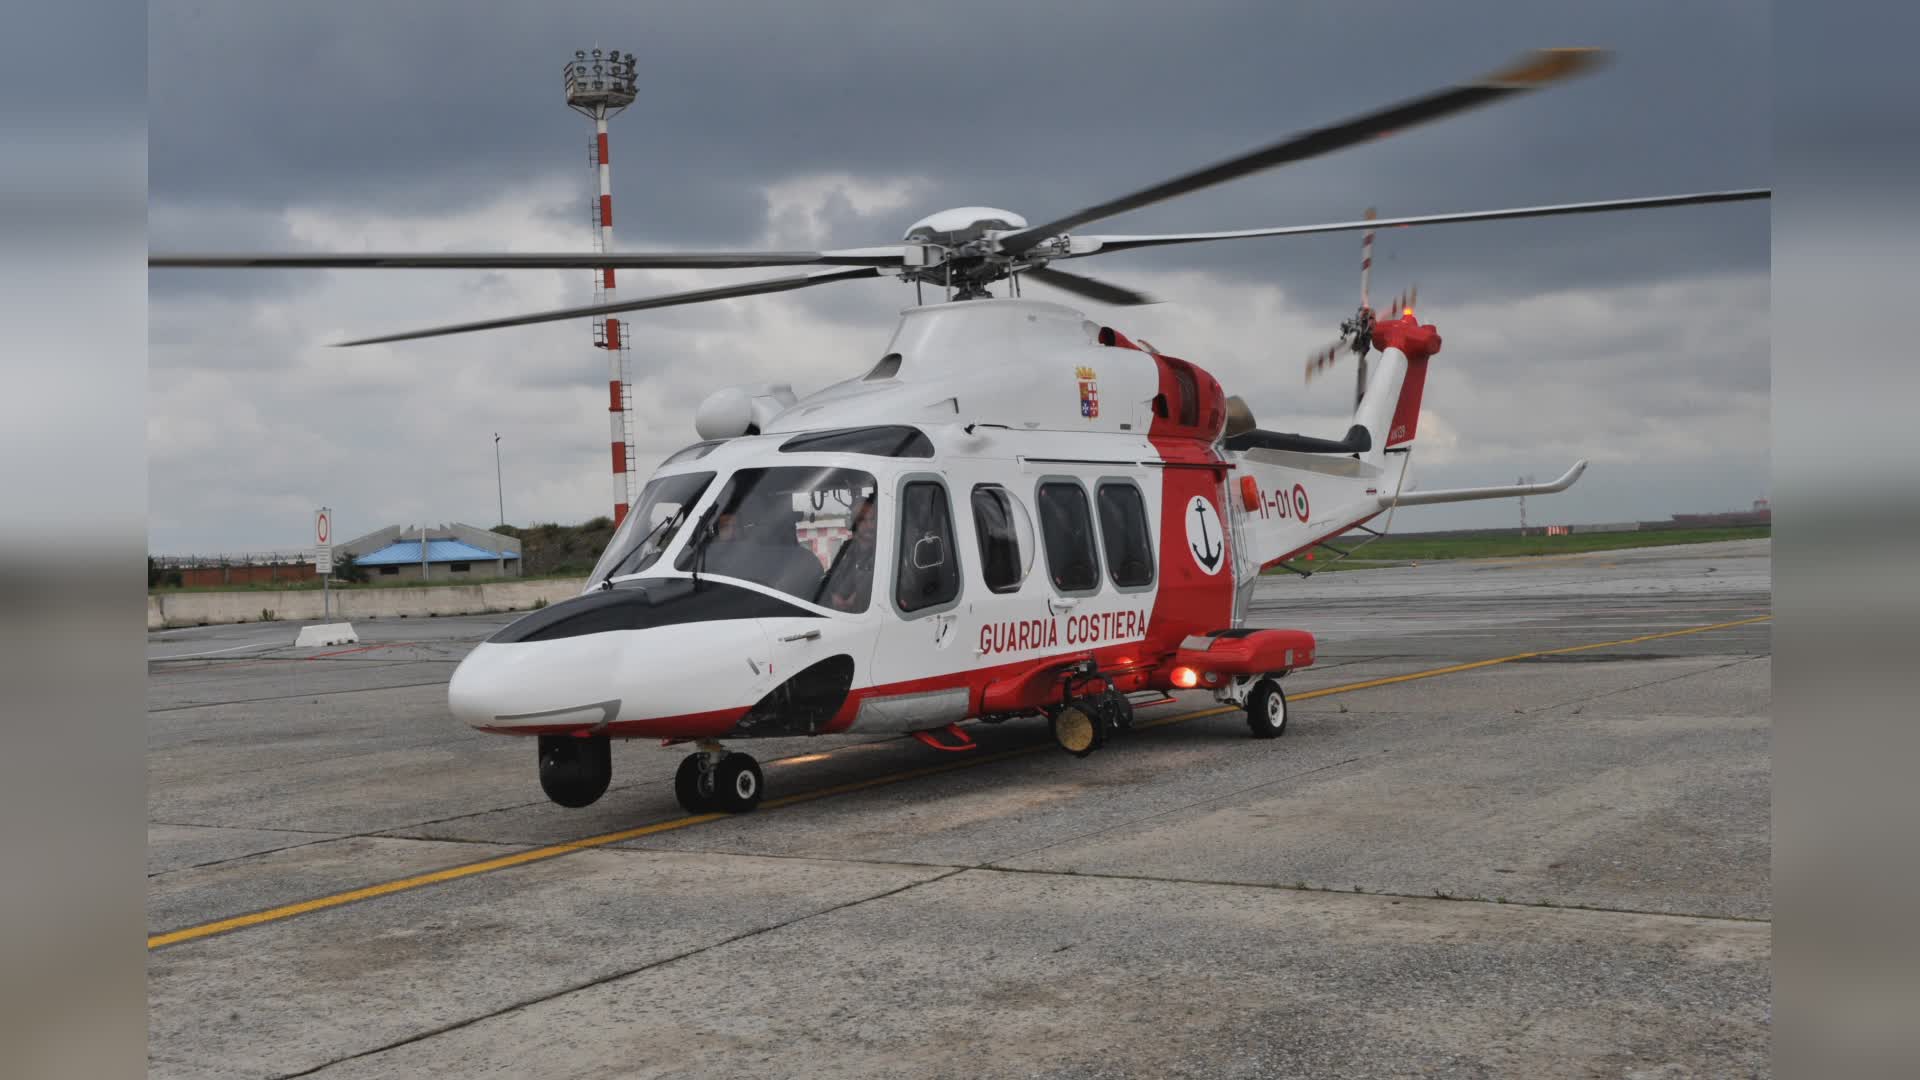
[1171,666,1199,689]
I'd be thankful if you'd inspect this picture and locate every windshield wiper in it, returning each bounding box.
[598,512,680,590]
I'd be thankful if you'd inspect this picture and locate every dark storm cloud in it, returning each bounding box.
[152,0,1766,306]
[146,2,1770,550]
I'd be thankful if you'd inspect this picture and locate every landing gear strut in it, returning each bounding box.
[539,734,612,808]
[1050,679,1135,757]
[674,741,764,814]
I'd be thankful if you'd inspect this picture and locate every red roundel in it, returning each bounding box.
[1291,484,1310,521]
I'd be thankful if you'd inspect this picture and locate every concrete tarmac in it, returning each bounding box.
[148,540,1772,1079]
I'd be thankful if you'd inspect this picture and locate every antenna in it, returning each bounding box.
[566,49,640,526]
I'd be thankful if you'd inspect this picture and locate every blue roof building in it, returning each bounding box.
[334,523,524,581]
[355,539,521,567]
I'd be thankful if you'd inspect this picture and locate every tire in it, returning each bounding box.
[1051,703,1105,757]
[539,734,612,808]
[1245,678,1288,739]
[674,753,717,813]
[713,753,765,813]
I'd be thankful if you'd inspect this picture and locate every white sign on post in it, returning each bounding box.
[314,508,334,574]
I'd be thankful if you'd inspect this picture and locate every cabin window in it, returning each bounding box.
[971,485,1034,594]
[589,471,716,585]
[779,425,934,458]
[895,480,960,613]
[674,466,879,611]
[1036,480,1101,594]
[1096,481,1155,589]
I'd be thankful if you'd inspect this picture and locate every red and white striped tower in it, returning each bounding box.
[565,49,639,525]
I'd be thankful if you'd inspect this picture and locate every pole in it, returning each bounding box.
[494,433,505,527]
[320,505,331,620]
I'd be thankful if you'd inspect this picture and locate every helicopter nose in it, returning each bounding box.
[448,635,628,732]
[448,610,776,734]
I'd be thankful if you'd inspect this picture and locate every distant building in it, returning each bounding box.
[152,552,319,588]
[1667,498,1772,528]
[336,523,522,581]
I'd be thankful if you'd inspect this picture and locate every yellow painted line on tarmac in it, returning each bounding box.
[147,614,1769,950]
[144,813,728,949]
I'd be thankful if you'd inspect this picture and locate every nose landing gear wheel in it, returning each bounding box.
[539,734,612,808]
[673,753,718,813]
[674,751,764,813]
[1245,677,1288,739]
[714,753,765,813]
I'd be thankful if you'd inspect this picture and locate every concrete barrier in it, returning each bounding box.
[148,579,587,630]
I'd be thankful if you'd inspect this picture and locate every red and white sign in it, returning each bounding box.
[314,509,333,575]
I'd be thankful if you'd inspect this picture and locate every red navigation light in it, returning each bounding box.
[1171,666,1199,689]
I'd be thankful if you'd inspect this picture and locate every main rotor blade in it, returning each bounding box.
[1080,189,1772,254]
[1021,265,1157,306]
[996,47,1607,256]
[151,248,906,270]
[335,266,882,347]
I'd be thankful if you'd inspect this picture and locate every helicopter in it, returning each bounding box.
[150,48,1769,814]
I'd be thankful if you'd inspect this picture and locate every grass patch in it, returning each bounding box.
[1267,525,1769,573]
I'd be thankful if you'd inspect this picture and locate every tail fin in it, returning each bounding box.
[1355,315,1441,462]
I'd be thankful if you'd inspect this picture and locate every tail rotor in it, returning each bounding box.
[1305,207,1421,410]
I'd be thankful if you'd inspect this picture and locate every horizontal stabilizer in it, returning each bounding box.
[1225,424,1372,455]
[1382,460,1587,507]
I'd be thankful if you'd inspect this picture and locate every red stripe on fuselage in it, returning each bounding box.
[1144,353,1235,649]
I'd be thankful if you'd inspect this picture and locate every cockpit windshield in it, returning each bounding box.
[674,465,879,612]
[588,471,715,586]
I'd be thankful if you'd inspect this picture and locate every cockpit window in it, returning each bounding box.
[588,471,715,586]
[675,466,879,611]
[779,426,933,458]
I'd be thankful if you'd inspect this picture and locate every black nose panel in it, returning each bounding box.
[489,579,819,644]
[730,654,855,737]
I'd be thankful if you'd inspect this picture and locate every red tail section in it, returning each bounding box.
[1371,315,1442,448]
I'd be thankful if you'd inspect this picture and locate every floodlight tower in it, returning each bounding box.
[565,49,639,526]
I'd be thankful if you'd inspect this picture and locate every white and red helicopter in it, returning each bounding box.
[152,49,1768,814]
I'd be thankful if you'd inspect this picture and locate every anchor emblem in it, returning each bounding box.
[1189,497,1223,572]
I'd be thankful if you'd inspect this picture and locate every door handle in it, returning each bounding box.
[779,629,822,642]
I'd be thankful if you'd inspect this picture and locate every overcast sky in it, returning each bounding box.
[147,1,1769,553]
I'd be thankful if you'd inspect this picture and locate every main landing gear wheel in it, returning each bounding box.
[1245,677,1288,739]
[674,751,765,813]
[539,734,612,808]
[1051,702,1105,758]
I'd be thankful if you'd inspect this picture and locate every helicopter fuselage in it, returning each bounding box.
[447,299,1359,743]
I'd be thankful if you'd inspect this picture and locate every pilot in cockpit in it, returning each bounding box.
[821,496,877,613]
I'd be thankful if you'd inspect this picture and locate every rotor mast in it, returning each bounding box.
[566,48,639,526]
